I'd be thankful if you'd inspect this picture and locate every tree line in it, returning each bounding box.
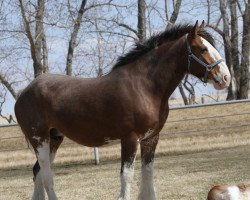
[0,0,249,122]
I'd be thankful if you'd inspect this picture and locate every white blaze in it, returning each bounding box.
[201,37,231,89]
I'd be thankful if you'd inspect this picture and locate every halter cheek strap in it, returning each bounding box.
[185,34,223,83]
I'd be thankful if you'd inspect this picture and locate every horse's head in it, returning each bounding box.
[186,21,231,90]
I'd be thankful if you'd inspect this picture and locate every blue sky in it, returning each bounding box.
[1,0,229,116]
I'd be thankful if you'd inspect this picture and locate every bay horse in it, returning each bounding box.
[15,21,230,200]
[207,184,250,200]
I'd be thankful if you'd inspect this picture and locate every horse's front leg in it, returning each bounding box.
[138,134,159,200]
[118,133,139,200]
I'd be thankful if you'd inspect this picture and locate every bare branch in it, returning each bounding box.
[0,89,16,123]
[112,20,138,35]
[83,1,127,12]
[164,0,169,21]
[206,24,224,36]
[66,0,87,76]
[237,0,243,15]
[89,30,137,40]
[0,73,17,100]
[18,0,36,64]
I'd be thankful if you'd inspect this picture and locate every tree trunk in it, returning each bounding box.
[164,0,187,104]
[19,0,46,78]
[42,31,49,73]
[137,0,146,42]
[183,76,195,104]
[34,0,45,77]
[228,0,239,100]
[219,0,235,100]
[66,0,87,76]
[239,1,250,99]
[168,0,182,26]
[178,84,188,105]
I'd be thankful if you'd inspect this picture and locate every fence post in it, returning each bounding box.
[201,95,205,104]
[94,147,99,165]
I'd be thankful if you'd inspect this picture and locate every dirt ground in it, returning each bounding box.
[1,102,250,199]
[1,145,250,200]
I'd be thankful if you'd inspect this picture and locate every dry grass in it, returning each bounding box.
[1,102,250,199]
[1,146,250,200]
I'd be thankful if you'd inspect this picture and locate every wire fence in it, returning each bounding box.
[1,99,250,153]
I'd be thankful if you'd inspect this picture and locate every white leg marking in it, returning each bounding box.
[138,162,156,200]
[227,186,240,200]
[32,171,45,200]
[118,162,135,200]
[140,129,155,141]
[32,136,41,142]
[50,152,56,163]
[37,141,57,200]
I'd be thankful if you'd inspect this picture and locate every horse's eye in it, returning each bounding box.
[201,47,208,53]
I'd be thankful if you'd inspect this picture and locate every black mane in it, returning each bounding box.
[112,23,215,70]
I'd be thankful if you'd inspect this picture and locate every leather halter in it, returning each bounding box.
[185,34,223,83]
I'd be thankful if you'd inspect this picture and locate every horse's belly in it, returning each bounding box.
[60,128,120,147]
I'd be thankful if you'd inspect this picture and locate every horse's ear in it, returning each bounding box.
[199,20,205,30]
[189,20,199,39]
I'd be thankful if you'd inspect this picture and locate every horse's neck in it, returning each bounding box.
[111,36,187,103]
[148,37,187,100]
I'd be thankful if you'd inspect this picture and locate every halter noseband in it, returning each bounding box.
[185,34,223,83]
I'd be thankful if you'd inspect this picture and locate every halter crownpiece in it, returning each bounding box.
[185,34,223,83]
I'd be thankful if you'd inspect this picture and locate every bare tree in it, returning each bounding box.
[1,0,249,117]
[239,0,250,99]
[66,0,87,76]
[18,0,47,78]
[208,0,250,100]
[219,0,236,100]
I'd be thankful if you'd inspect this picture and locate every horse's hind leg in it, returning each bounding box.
[32,160,45,200]
[32,129,64,200]
[36,139,58,200]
